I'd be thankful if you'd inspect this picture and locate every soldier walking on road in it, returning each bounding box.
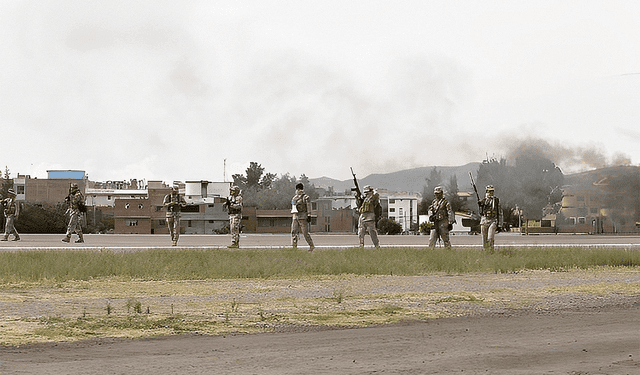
[2,188,20,241]
[428,186,455,248]
[478,185,501,253]
[358,185,380,248]
[291,183,315,251]
[225,185,243,248]
[62,183,85,243]
[163,186,186,246]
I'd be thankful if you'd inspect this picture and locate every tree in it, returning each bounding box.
[476,155,564,221]
[377,218,403,235]
[1,166,12,198]
[419,167,442,214]
[233,163,319,209]
[445,174,464,212]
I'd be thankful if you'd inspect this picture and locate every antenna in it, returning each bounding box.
[223,159,227,182]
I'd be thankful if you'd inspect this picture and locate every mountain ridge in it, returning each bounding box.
[310,162,482,195]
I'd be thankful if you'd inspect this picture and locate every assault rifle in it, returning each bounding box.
[350,167,364,208]
[469,172,482,215]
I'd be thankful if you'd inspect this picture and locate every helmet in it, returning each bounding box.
[486,185,494,191]
[230,185,240,193]
[434,186,443,195]
[364,185,374,193]
[296,183,304,190]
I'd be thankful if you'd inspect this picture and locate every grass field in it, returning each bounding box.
[1,246,638,282]
[1,246,639,346]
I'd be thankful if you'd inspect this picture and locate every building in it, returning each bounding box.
[386,193,419,232]
[113,180,172,234]
[557,166,640,234]
[181,181,232,234]
[15,170,88,205]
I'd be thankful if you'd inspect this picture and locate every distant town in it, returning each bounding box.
[5,164,640,236]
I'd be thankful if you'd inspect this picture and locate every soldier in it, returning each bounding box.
[2,188,20,241]
[291,183,315,251]
[478,185,501,253]
[226,185,242,248]
[358,185,380,248]
[62,183,85,243]
[428,186,455,248]
[163,186,186,246]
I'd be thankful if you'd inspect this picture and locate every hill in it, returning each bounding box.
[311,162,482,195]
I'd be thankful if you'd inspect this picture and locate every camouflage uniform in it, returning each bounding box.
[478,185,500,253]
[62,184,85,243]
[428,186,455,248]
[291,184,315,251]
[2,189,20,241]
[358,185,380,248]
[227,186,242,248]
[163,187,186,246]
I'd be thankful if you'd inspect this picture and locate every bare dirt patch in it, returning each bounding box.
[1,268,639,374]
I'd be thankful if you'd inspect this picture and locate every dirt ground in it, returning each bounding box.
[0,304,638,375]
[1,273,639,375]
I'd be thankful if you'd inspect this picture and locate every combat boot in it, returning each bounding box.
[1,235,8,241]
[228,240,239,249]
[12,235,20,241]
[62,235,71,243]
[75,234,84,243]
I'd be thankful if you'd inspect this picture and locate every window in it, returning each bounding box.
[389,199,395,204]
[16,186,25,194]
[389,208,396,213]
[578,217,586,224]
[125,219,138,226]
[124,203,130,209]
[138,203,144,209]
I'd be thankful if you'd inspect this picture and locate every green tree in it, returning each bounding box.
[15,203,69,233]
[377,218,403,235]
[1,166,12,198]
[419,167,442,214]
[445,174,464,212]
[476,155,563,220]
[233,163,319,209]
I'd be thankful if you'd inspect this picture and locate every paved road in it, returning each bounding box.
[1,232,640,251]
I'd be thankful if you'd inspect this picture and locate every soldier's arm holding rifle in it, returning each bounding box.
[350,167,364,208]
[469,172,483,215]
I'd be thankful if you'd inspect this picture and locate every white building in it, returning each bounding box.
[385,193,420,232]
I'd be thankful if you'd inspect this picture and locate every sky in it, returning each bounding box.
[1,0,639,184]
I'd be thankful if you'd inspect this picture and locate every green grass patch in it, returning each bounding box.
[0,246,638,283]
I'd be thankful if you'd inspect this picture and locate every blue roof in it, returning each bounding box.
[47,170,86,179]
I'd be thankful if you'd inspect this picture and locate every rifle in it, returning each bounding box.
[469,172,482,215]
[350,167,364,208]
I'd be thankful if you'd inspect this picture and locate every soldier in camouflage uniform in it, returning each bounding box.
[163,186,186,246]
[62,183,85,243]
[478,185,501,253]
[226,185,242,248]
[428,186,455,248]
[291,183,315,251]
[358,185,380,248]
[2,188,20,241]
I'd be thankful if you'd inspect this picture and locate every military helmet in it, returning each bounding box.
[364,185,374,193]
[433,186,443,194]
[230,185,240,193]
[486,185,495,191]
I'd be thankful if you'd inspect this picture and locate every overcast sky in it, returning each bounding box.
[1,0,639,184]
